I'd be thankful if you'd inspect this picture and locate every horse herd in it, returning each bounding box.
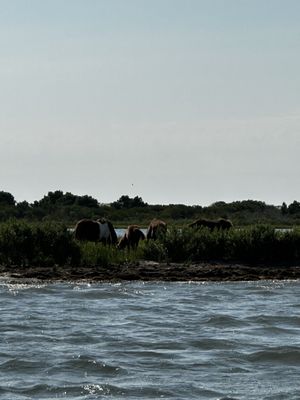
[74,217,233,250]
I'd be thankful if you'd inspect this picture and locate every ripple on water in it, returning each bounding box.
[246,346,300,366]
[205,314,247,328]
[46,355,126,377]
[0,359,47,374]
[0,280,300,400]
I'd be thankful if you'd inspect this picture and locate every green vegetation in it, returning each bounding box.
[0,220,139,268]
[0,190,300,267]
[0,220,299,268]
[1,190,300,227]
[0,220,79,267]
[145,225,300,264]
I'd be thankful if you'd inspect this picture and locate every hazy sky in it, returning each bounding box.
[1,0,299,206]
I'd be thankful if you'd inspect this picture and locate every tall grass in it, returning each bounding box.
[79,242,140,267]
[0,220,141,268]
[143,225,300,264]
[0,220,80,267]
[0,221,299,267]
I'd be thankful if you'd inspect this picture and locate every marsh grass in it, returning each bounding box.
[148,225,300,264]
[0,220,79,267]
[79,242,141,267]
[0,220,299,267]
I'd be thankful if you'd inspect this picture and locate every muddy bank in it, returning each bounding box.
[1,261,300,283]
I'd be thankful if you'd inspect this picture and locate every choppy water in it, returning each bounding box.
[0,279,300,400]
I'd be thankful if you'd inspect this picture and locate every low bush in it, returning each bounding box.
[0,220,80,267]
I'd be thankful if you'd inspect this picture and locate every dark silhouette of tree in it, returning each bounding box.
[35,191,65,207]
[16,201,30,218]
[112,195,147,209]
[75,195,98,208]
[281,202,288,215]
[0,191,15,206]
[0,189,297,226]
[131,196,147,208]
[34,191,98,208]
[288,201,300,214]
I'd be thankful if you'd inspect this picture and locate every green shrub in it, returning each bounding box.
[0,220,80,267]
[146,225,300,264]
[0,220,37,266]
[0,221,299,267]
[140,240,168,262]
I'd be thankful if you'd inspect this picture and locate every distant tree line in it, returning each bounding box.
[0,190,300,227]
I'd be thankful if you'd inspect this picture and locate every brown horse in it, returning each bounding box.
[118,225,145,249]
[189,218,233,231]
[146,219,167,240]
[74,218,118,244]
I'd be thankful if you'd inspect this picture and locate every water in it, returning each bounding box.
[0,279,300,399]
[116,228,147,238]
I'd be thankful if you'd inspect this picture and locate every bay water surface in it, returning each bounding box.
[0,279,299,399]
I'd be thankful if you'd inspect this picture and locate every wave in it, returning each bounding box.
[205,314,246,328]
[1,281,300,399]
[47,355,125,377]
[247,346,300,365]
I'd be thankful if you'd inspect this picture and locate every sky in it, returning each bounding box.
[1,0,299,206]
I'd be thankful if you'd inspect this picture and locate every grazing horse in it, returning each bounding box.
[74,218,118,244]
[189,218,233,231]
[146,219,167,240]
[118,225,145,250]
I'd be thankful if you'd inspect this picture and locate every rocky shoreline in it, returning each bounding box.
[1,261,300,283]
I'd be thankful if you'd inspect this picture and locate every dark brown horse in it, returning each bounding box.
[189,218,233,231]
[118,225,145,250]
[146,219,167,240]
[74,218,118,244]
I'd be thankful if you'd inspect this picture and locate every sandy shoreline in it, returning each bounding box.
[1,261,300,283]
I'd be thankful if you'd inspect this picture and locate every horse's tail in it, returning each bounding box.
[108,221,118,244]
